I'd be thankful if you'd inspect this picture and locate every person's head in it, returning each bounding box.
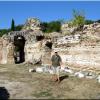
[54,52,58,55]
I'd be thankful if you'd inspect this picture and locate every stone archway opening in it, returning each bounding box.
[14,35,25,64]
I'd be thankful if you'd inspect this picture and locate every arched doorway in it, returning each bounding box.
[14,35,25,64]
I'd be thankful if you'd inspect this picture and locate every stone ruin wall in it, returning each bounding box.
[0,18,52,65]
[52,22,100,72]
[0,34,52,65]
[52,45,100,73]
[0,18,100,73]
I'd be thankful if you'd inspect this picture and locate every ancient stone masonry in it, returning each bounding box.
[41,39,52,65]
[0,17,100,75]
[22,18,41,31]
[7,42,14,64]
[52,22,100,73]
[25,41,43,64]
[61,23,78,35]
[0,35,9,64]
[0,18,52,64]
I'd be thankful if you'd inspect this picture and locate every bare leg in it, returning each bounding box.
[54,74,57,81]
[57,75,60,83]
[57,67,60,83]
[51,74,55,81]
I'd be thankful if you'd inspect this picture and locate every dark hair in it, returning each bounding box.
[55,52,57,53]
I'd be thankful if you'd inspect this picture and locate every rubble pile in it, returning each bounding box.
[29,64,100,83]
[22,18,41,31]
[61,22,100,46]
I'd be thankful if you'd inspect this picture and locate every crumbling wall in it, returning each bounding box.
[24,41,43,64]
[1,37,9,64]
[7,42,14,64]
[53,45,100,72]
[25,39,52,65]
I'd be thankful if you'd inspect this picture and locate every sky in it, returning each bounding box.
[0,1,100,29]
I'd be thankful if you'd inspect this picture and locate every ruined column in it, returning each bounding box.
[1,37,9,64]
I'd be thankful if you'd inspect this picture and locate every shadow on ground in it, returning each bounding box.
[60,75,69,82]
[0,87,10,99]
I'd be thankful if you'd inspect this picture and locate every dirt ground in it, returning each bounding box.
[0,64,100,99]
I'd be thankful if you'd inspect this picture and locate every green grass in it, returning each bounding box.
[32,90,52,98]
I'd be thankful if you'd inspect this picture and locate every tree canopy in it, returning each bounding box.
[85,20,94,25]
[41,20,61,33]
[70,9,85,27]
[0,25,23,37]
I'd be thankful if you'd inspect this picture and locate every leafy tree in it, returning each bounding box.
[0,24,23,37]
[71,9,85,27]
[40,22,48,32]
[0,29,10,37]
[47,21,61,32]
[11,19,15,31]
[41,21,61,33]
[15,24,23,31]
[96,20,100,23]
[85,20,94,25]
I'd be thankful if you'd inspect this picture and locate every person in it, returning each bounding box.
[51,51,62,83]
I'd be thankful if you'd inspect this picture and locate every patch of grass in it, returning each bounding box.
[32,90,52,98]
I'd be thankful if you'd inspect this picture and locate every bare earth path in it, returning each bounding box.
[0,64,100,99]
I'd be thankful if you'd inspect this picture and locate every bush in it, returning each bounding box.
[15,25,23,31]
[41,20,61,33]
[85,20,94,25]
[0,25,23,37]
[0,29,10,37]
[69,10,85,28]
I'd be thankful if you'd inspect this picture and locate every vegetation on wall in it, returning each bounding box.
[1,10,100,37]
[68,9,85,28]
[40,20,61,33]
[0,29,11,37]
[15,24,23,31]
[0,25,23,37]
[85,20,94,25]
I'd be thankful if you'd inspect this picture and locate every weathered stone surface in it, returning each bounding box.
[25,41,43,64]
[42,51,51,65]
[61,23,78,35]
[57,34,80,45]
[22,18,41,31]
[1,36,9,64]
[7,42,14,64]
[0,17,100,77]
[8,18,43,44]
[1,47,8,64]
[52,45,100,73]
[0,18,44,64]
